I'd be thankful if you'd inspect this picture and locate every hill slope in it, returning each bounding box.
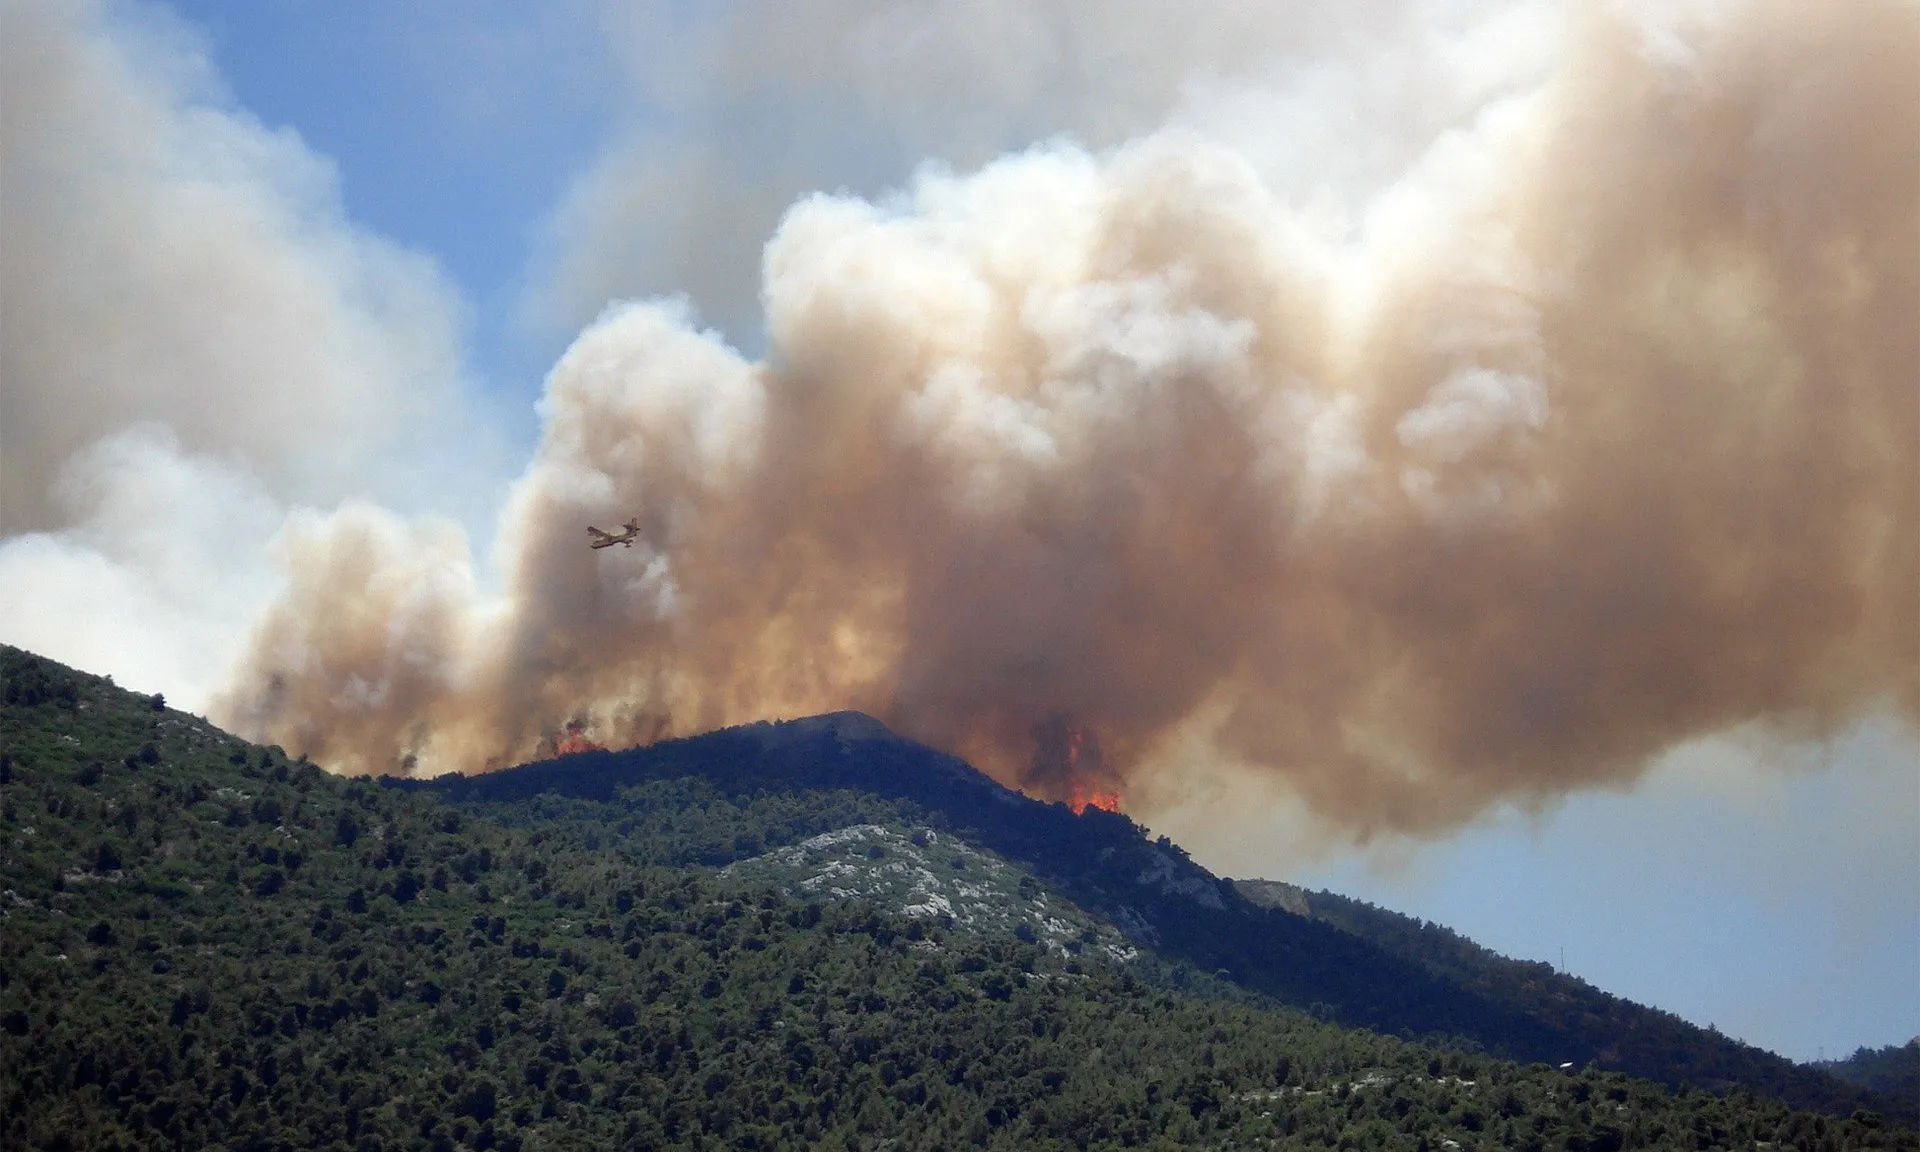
[414,711,1901,1123]
[1233,881,1917,1126]
[1818,1041,1920,1108]
[1,645,1909,1150]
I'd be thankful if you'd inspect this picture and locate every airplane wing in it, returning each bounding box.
[589,518,643,549]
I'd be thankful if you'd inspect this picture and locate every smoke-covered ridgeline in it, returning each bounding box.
[210,1,1917,836]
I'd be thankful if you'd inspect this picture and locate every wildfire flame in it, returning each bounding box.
[536,709,1122,814]
[1067,781,1123,816]
[1033,714,1124,815]
[549,719,605,758]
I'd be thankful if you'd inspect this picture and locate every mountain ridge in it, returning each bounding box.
[2,643,1910,1149]
[406,709,1905,1123]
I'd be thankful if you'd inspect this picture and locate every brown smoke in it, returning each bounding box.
[216,0,1918,838]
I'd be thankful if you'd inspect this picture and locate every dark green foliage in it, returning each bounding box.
[0,645,1911,1151]
[415,711,1906,1125]
[1821,1040,1920,1106]
[1246,883,1916,1126]
[1,654,79,709]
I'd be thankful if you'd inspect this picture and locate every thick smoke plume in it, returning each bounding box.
[219,0,1916,837]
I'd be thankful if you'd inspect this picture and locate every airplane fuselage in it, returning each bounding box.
[587,520,642,549]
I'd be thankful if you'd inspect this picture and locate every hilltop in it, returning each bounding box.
[411,710,1905,1123]
[0,644,1909,1150]
[1818,1041,1920,1109]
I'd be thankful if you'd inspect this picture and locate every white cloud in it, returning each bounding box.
[0,0,505,709]
[526,0,1564,345]
[0,427,281,707]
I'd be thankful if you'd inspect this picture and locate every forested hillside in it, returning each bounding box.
[1819,1041,1920,1112]
[1,645,1909,1150]
[415,712,1901,1123]
[1233,882,1919,1128]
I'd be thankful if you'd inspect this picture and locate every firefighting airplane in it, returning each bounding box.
[587,518,642,549]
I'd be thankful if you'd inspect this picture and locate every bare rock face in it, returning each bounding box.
[719,822,1138,963]
[1136,848,1227,911]
[1233,878,1312,918]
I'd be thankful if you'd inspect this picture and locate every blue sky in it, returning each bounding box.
[7,0,1915,1065]
[1281,716,1918,1063]
[167,0,614,418]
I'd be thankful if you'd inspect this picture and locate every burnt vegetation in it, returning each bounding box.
[0,645,1909,1151]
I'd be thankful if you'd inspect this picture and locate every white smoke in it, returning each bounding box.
[0,0,502,705]
[530,0,1558,342]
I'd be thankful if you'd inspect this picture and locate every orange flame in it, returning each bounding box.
[1067,781,1123,815]
[548,719,605,758]
[1057,719,1122,815]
